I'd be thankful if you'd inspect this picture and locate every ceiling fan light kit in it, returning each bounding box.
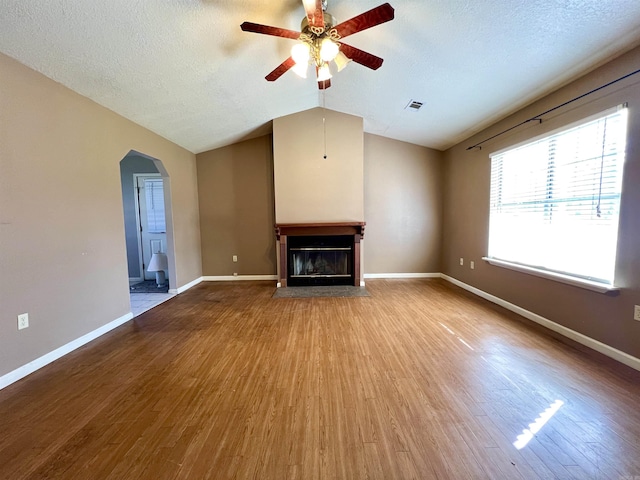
[241,1,394,89]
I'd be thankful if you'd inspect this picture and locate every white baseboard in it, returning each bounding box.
[440,274,640,372]
[0,312,134,391]
[129,277,143,285]
[364,272,441,279]
[202,275,278,282]
[169,276,203,294]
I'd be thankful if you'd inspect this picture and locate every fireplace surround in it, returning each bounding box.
[275,222,365,287]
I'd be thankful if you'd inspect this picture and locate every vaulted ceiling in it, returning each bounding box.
[1,1,640,154]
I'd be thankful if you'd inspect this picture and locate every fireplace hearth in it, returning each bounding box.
[275,223,365,287]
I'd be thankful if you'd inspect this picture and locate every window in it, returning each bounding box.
[144,178,166,233]
[487,105,627,286]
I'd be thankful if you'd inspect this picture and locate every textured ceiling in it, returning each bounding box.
[1,1,640,154]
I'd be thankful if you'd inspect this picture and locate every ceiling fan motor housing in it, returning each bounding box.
[300,12,337,36]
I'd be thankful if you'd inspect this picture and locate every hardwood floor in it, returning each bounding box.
[1,279,639,479]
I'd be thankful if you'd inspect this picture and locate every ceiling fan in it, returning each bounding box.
[240,0,395,89]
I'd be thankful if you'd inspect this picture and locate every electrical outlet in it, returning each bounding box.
[18,313,29,330]
[232,255,238,263]
[459,258,464,266]
[470,261,475,270]
[634,305,640,321]
[233,272,238,277]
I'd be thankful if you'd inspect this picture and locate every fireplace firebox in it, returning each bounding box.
[289,235,353,286]
[275,223,365,287]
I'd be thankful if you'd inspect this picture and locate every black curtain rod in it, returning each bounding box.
[466,66,640,151]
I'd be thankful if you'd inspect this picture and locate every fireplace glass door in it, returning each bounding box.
[287,235,353,286]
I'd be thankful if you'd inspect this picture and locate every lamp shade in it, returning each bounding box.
[316,63,332,82]
[334,51,351,72]
[292,62,309,78]
[291,42,310,65]
[147,253,168,272]
[320,38,339,62]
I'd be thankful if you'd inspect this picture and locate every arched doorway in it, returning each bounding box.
[119,151,176,315]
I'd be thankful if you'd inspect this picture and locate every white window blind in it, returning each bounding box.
[488,106,627,284]
[144,178,166,233]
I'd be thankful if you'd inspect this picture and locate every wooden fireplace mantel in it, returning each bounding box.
[275,222,365,239]
[275,222,365,287]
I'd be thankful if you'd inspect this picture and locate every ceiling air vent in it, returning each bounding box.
[405,100,423,112]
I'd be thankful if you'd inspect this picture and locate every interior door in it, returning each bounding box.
[136,175,167,280]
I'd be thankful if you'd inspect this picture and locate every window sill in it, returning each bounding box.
[481,257,619,294]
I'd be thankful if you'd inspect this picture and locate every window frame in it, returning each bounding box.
[484,105,627,293]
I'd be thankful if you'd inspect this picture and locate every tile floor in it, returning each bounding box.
[130,292,175,317]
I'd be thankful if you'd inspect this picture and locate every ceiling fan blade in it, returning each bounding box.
[339,43,384,70]
[318,79,331,89]
[266,57,296,81]
[302,0,325,29]
[241,22,301,40]
[332,3,395,39]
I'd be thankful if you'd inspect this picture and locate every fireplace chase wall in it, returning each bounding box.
[275,223,365,287]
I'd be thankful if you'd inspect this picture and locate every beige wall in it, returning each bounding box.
[273,108,364,223]
[0,52,202,378]
[364,134,443,274]
[196,135,276,276]
[442,45,640,359]
[196,129,443,280]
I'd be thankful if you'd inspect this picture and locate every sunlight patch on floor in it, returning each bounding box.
[513,399,564,450]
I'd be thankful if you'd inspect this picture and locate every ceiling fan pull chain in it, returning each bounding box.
[322,89,328,159]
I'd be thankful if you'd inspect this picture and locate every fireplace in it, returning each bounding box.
[275,222,365,287]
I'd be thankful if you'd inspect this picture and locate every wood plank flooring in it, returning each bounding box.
[1,279,639,479]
